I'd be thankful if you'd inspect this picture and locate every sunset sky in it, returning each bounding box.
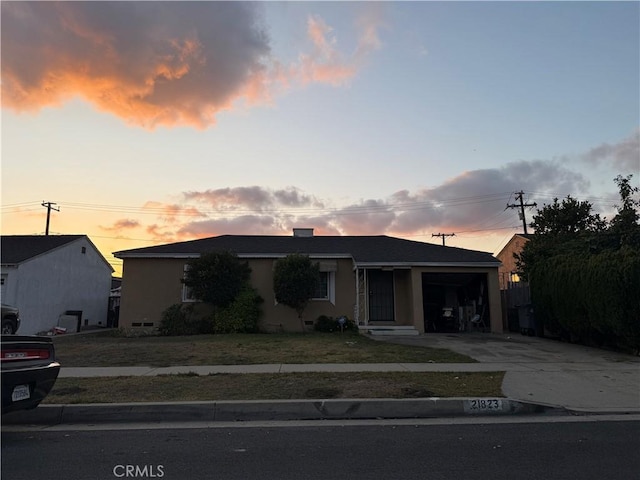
[2,1,639,276]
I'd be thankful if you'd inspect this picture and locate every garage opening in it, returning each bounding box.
[422,273,489,333]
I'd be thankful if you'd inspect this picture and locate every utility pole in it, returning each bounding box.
[41,201,60,236]
[506,191,537,235]
[432,233,455,246]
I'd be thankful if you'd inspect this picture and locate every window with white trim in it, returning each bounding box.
[182,264,197,302]
[313,271,329,299]
[312,269,335,304]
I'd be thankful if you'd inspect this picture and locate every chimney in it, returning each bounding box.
[293,228,314,238]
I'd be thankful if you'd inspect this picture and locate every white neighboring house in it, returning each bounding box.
[1,235,114,334]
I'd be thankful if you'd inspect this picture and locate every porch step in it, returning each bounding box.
[360,326,420,336]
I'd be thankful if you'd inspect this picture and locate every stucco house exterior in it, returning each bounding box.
[1,235,114,334]
[114,229,503,334]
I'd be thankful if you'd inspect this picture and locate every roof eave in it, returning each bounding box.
[355,261,501,268]
[115,252,354,260]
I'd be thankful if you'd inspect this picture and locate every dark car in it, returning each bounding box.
[1,335,60,414]
[1,304,21,334]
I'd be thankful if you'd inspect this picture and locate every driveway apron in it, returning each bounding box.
[371,333,640,412]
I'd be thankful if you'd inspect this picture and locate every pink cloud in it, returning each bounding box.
[100,219,141,232]
[1,3,385,129]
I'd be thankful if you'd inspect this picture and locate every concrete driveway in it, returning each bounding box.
[372,333,640,413]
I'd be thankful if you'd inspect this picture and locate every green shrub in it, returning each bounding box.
[314,315,336,332]
[314,315,356,333]
[273,254,320,331]
[183,251,251,308]
[213,287,264,334]
[530,248,640,351]
[159,304,211,336]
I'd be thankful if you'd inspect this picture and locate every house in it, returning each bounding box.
[114,229,503,334]
[495,233,533,332]
[109,277,122,328]
[1,235,114,334]
[495,233,532,290]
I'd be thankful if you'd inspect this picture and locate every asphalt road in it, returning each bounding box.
[2,418,639,480]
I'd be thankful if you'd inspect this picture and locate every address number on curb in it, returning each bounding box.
[463,398,503,413]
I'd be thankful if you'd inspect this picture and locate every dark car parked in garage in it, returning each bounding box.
[1,335,60,414]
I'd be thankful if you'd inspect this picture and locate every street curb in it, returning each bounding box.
[2,398,564,425]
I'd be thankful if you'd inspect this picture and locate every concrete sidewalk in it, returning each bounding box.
[58,360,640,377]
[59,363,503,377]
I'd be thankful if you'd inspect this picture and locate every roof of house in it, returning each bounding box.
[495,233,533,259]
[114,235,500,267]
[1,235,85,264]
[1,235,114,272]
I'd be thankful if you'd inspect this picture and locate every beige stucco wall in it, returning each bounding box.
[393,269,413,327]
[119,258,186,328]
[119,257,357,332]
[248,258,356,332]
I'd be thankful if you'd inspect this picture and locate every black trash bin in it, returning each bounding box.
[517,304,535,336]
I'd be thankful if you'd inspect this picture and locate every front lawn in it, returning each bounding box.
[52,331,476,367]
[45,372,504,403]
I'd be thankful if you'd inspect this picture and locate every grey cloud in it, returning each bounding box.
[184,187,273,210]
[177,215,281,237]
[140,158,596,240]
[581,130,640,173]
[341,160,591,235]
[273,188,323,207]
[183,186,320,210]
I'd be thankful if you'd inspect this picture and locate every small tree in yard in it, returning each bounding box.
[183,251,251,308]
[273,254,320,332]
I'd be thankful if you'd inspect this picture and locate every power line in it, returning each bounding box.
[2,192,515,218]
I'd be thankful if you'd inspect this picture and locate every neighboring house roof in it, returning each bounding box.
[495,233,533,260]
[114,235,500,267]
[1,235,114,272]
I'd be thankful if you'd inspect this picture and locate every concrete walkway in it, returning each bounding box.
[57,362,586,377]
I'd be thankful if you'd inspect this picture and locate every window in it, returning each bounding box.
[182,264,197,302]
[313,272,329,299]
[312,270,335,304]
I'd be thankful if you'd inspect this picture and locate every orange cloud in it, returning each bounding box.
[100,219,141,232]
[1,3,385,129]
[141,202,205,224]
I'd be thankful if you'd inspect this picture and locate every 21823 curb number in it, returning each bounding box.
[465,398,503,412]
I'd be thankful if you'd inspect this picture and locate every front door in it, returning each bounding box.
[368,270,394,322]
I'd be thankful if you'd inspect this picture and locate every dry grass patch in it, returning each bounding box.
[45,372,504,404]
[53,332,475,367]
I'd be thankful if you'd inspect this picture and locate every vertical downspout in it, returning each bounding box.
[363,268,368,326]
[354,265,360,325]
